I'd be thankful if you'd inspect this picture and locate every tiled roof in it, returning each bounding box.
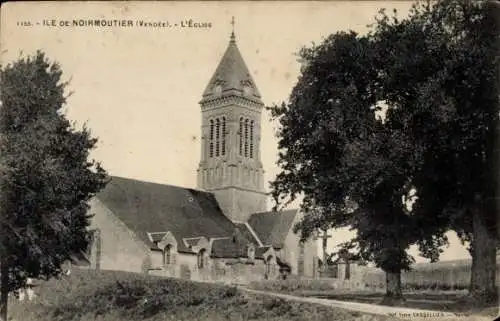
[211,225,262,259]
[234,223,260,246]
[201,34,262,102]
[255,246,272,259]
[95,177,300,259]
[95,176,237,254]
[247,209,299,248]
[211,238,248,259]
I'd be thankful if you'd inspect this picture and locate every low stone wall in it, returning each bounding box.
[318,262,368,290]
[362,260,500,291]
[149,259,276,285]
[317,277,367,290]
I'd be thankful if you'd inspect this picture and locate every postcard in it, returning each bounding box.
[0,1,495,321]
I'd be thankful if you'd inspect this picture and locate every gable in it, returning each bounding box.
[95,176,237,253]
[156,231,177,250]
[247,209,299,248]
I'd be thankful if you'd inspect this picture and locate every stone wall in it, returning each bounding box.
[275,211,319,279]
[319,262,368,290]
[88,198,152,273]
[320,258,500,291]
[302,236,319,279]
[149,255,277,285]
[278,213,303,276]
[212,187,268,223]
[363,259,500,290]
[215,259,270,284]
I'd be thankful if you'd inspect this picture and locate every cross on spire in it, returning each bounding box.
[230,16,236,43]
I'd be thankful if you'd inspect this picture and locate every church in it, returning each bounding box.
[84,25,319,284]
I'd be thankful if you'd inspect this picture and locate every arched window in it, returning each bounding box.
[163,244,172,266]
[238,117,256,159]
[244,119,249,157]
[247,246,255,261]
[86,229,96,257]
[209,120,214,158]
[197,249,207,269]
[250,120,254,158]
[221,117,226,156]
[265,255,274,277]
[239,117,243,156]
[215,119,220,157]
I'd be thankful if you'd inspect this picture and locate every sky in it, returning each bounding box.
[1,1,471,263]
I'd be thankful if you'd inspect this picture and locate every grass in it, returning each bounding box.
[310,292,498,315]
[248,276,339,294]
[248,277,499,317]
[8,269,398,321]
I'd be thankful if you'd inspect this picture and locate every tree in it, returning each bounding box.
[372,0,498,302]
[270,31,426,300]
[271,0,498,301]
[0,51,108,320]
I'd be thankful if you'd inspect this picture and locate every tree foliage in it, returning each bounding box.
[270,0,498,299]
[0,51,108,310]
[372,0,498,248]
[270,30,420,276]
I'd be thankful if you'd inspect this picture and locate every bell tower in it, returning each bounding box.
[197,17,267,222]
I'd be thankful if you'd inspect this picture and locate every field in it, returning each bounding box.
[362,259,500,291]
[8,269,398,321]
[248,277,499,317]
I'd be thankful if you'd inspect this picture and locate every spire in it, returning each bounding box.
[200,16,262,102]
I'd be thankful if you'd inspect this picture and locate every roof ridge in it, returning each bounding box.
[108,175,214,196]
[251,208,299,216]
[244,221,264,247]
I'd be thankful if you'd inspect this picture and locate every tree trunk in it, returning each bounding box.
[0,259,8,321]
[385,271,403,300]
[469,208,497,303]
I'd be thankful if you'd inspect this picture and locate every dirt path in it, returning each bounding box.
[240,288,494,321]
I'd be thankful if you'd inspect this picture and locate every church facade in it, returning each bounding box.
[84,28,319,284]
